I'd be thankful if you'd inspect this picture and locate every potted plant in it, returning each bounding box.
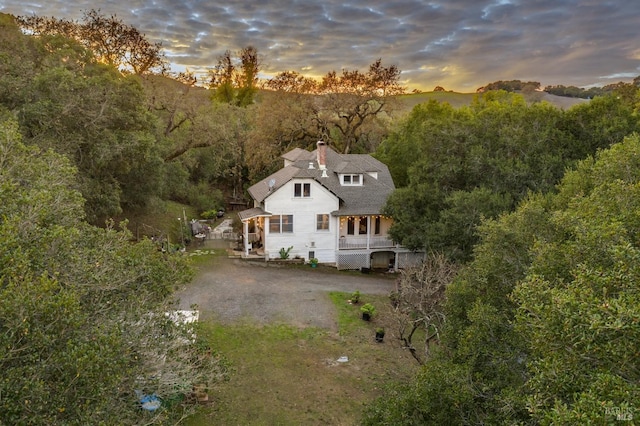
[360,303,376,321]
[375,327,385,343]
[309,258,319,267]
[350,290,361,304]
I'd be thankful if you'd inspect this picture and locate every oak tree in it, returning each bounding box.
[316,59,404,153]
[16,9,165,75]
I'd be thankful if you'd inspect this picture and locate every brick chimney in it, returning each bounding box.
[316,140,327,170]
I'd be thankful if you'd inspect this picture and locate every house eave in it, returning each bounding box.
[331,209,385,216]
[238,207,272,221]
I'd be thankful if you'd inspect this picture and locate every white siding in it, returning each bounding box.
[263,179,339,263]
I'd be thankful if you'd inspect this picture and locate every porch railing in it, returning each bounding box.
[338,236,395,250]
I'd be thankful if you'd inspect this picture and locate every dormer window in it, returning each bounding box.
[341,174,362,186]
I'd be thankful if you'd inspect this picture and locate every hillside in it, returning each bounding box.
[538,92,590,108]
[149,74,590,115]
[398,91,476,109]
[396,90,589,112]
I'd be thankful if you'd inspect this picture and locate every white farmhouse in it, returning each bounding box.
[238,141,423,270]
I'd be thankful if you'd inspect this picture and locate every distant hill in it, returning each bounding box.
[538,92,590,109]
[396,91,590,114]
[397,91,476,110]
[148,75,590,116]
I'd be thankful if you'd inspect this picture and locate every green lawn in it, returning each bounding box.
[185,293,418,425]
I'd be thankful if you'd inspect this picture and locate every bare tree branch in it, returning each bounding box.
[390,253,459,365]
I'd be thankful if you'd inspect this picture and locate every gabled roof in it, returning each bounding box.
[247,164,300,203]
[247,145,395,216]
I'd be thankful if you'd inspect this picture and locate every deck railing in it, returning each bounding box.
[338,236,395,250]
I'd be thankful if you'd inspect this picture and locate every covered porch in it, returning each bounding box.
[336,214,396,250]
[238,207,270,258]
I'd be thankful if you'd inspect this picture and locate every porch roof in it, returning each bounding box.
[331,206,386,216]
[238,207,271,221]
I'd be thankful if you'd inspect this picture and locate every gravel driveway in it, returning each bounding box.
[175,241,397,331]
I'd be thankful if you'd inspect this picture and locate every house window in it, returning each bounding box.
[342,174,362,185]
[282,215,293,232]
[269,216,280,233]
[359,216,368,235]
[347,217,355,235]
[294,183,311,197]
[316,214,329,231]
[374,216,381,235]
[270,215,294,233]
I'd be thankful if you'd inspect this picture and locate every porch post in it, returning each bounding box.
[336,216,343,268]
[243,220,249,256]
[367,216,372,269]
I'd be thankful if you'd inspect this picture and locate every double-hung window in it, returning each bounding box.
[270,215,294,233]
[294,183,311,198]
[316,214,329,231]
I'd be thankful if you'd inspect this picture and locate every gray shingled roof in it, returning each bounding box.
[247,145,395,216]
[238,206,272,220]
[281,147,312,162]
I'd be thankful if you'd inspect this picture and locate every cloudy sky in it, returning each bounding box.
[2,0,639,92]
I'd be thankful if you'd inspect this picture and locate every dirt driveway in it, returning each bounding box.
[174,241,397,331]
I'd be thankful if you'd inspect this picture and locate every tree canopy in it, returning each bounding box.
[477,79,541,93]
[377,90,640,261]
[208,46,260,107]
[364,133,640,425]
[545,81,640,99]
[0,116,228,424]
[1,13,166,222]
[16,9,166,74]
[239,59,405,183]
